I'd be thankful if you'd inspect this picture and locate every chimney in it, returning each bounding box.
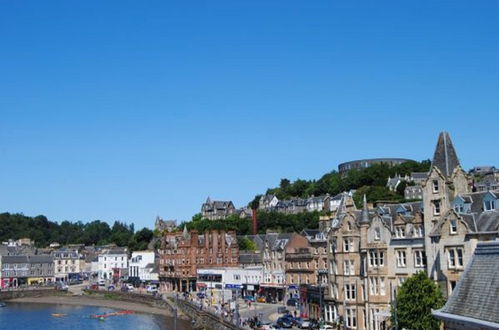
[252,208,258,235]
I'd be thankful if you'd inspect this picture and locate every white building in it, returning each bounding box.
[128,251,158,282]
[98,247,128,281]
[197,266,263,296]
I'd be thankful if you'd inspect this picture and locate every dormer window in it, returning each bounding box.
[347,222,352,231]
[395,226,406,238]
[432,180,439,193]
[454,203,464,213]
[450,220,457,234]
[374,228,381,241]
[484,199,496,211]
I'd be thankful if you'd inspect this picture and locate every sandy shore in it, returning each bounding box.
[8,295,173,316]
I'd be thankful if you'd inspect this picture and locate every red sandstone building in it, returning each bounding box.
[159,228,239,292]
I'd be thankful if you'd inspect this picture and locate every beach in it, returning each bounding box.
[8,295,174,316]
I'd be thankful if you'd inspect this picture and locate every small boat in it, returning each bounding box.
[0,302,6,308]
[51,313,67,318]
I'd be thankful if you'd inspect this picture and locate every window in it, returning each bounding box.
[395,226,406,238]
[450,220,457,234]
[344,238,354,252]
[345,308,357,328]
[484,199,496,211]
[368,250,384,267]
[330,238,337,253]
[396,250,406,267]
[454,203,464,213]
[449,280,457,293]
[414,250,426,267]
[447,247,464,269]
[345,284,356,300]
[369,277,385,296]
[347,222,352,231]
[374,227,381,241]
[344,260,354,275]
[413,224,423,237]
[432,180,439,193]
[330,260,338,275]
[433,200,441,215]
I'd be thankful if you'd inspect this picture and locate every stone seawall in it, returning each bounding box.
[176,299,241,330]
[0,288,65,300]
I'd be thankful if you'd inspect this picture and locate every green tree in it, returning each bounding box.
[238,237,257,251]
[391,271,445,330]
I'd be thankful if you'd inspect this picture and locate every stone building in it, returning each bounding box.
[201,197,236,220]
[159,228,239,292]
[260,232,291,302]
[97,247,128,281]
[1,255,54,288]
[422,132,470,290]
[52,248,82,282]
[323,191,427,329]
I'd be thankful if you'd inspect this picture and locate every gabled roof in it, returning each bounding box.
[431,131,461,178]
[434,242,499,327]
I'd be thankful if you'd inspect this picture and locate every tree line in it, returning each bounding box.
[0,212,153,250]
[263,160,431,207]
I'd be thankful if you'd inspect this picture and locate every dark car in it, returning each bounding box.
[197,292,206,299]
[286,298,298,307]
[266,296,275,304]
[276,317,293,328]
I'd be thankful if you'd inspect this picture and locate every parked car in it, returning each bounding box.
[286,298,298,307]
[90,284,99,290]
[244,295,256,302]
[293,317,310,329]
[276,317,293,328]
[146,285,158,293]
[319,325,335,330]
[257,296,266,303]
[55,283,68,291]
[126,283,134,291]
[107,285,115,291]
[98,279,106,286]
[257,321,276,330]
[266,296,276,304]
[196,292,206,299]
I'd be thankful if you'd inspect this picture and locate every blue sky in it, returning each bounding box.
[1,1,498,229]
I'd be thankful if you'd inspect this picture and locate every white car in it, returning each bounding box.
[319,325,335,330]
[98,279,106,286]
[126,283,134,292]
[146,285,158,293]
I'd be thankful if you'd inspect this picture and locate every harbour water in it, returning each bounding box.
[0,302,189,330]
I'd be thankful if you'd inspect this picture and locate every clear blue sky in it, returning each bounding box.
[1,1,498,229]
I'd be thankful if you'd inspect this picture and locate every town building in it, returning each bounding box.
[201,197,236,220]
[97,246,128,282]
[1,255,54,288]
[260,232,291,302]
[197,266,263,297]
[422,132,472,296]
[155,216,177,232]
[128,250,158,283]
[433,241,499,330]
[52,248,82,282]
[159,228,239,292]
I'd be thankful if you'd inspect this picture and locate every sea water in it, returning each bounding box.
[0,302,189,330]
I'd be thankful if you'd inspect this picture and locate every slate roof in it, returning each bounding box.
[434,242,499,327]
[431,131,461,178]
[411,172,428,180]
[239,252,262,264]
[1,255,28,263]
[28,255,53,263]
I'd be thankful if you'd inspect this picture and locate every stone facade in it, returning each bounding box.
[201,197,236,220]
[159,229,239,292]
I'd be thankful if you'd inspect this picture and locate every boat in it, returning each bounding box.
[51,313,67,317]
[0,302,6,308]
[90,310,135,319]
